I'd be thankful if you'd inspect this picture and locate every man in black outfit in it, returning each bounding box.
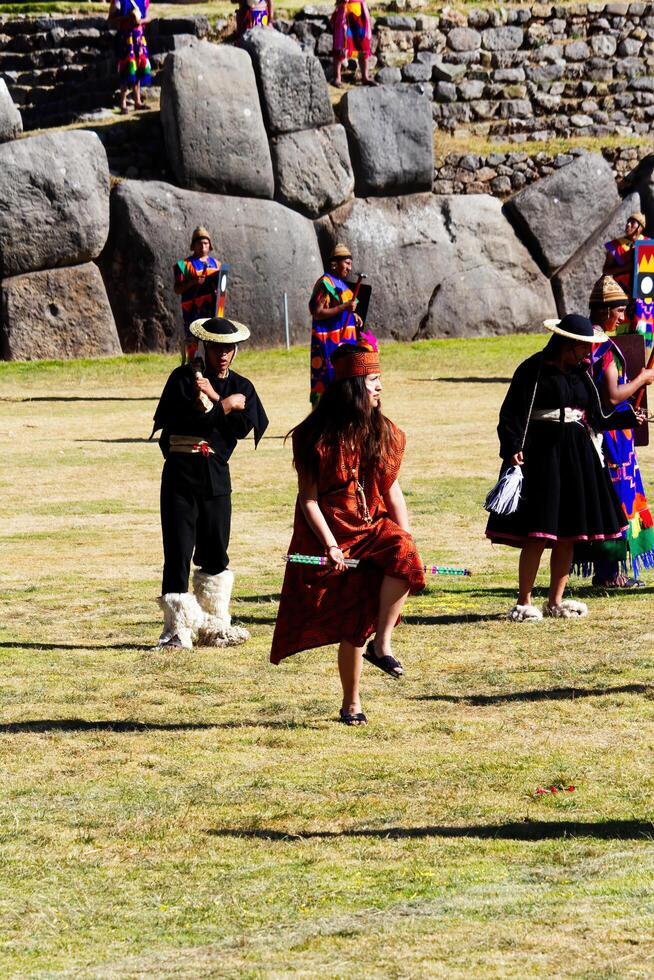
[152,316,268,649]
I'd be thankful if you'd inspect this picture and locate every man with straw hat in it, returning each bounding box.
[151,316,268,650]
[174,226,222,360]
[309,242,363,405]
[485,313,637,622]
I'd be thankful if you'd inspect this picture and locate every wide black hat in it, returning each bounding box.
[543,313,609,343]
[189,316,251,344]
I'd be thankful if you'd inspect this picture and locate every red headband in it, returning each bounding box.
[333,348,381,381]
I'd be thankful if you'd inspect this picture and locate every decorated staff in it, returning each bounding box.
[284,554,471,576]
[572,276,654,588]
[151,316,268,650]
[271,341,425,727]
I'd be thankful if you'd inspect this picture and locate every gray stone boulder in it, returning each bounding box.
[271,124,354,218]
[99,180,323,351]
[503,151,620,276]
[160,42,274,198]
[340,87,433,196]
[552,193,642,316]
[1,264,121,361]
[0,79,22,143]
[0,131,109,278]
[241,28,334,135]
[316,193,555,339]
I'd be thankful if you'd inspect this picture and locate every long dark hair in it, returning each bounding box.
[290,365,394,481]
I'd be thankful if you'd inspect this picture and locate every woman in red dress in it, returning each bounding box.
[270,342,425,726]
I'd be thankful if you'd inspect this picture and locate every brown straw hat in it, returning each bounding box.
[330,242,352,261]
[628,212,646,230]
[589,275,629,309]
[191,225,213,250]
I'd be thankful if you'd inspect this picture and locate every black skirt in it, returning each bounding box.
[486,365,627,549]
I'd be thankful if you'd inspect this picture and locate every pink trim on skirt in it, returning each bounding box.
[486,526,627,546]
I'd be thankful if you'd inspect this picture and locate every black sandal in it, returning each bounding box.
[339,708,368,726]
[364,640,404,679]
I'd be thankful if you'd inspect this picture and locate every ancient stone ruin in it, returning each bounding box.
[0,7,653,359]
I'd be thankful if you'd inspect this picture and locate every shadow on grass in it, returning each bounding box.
[9,396,156,403]
[236,615,277,625]
[237,595,281,603]
[75,438,153,444]
[0,718,319,734]
[207,820,654,842]
[416,683,652,705]
[0,642,151,651]
[403,613,506,625]
[411,377,512,384]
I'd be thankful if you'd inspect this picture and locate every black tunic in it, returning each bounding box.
[152,365,268,496]
[486,357,629,548]
[152,364,268,593]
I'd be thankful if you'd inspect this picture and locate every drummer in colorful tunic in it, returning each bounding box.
[331,0,376,88]
[309,243,362,405]
[174,226,222,360]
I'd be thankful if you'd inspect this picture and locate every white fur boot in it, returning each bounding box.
[193,569,250,647]
[156,592,204,649]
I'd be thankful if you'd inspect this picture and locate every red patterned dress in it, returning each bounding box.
[270,422,425,664]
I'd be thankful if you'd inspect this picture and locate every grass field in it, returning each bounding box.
[2,337,654,978]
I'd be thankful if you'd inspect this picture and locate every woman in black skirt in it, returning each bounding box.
[486,314,636,621]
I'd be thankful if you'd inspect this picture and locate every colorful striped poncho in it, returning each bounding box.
[174,256,222,338]
[113,0,152,87]
[309,272,358,404]
[331,0,372,58]
[578,338,654,577]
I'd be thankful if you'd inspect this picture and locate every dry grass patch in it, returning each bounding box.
[2,338,654,977]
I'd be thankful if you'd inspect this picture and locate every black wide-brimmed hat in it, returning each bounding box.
[189,316,251,344]
[543,313,609,344]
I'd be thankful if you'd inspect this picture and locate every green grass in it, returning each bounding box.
[2,338,654,977]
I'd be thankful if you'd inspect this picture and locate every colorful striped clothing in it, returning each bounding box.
[174,256,222,338]
[582,339,654,576]
[309,273,358,404]
[112,0,151,86]
[331,0,372,57]
[235,0,270,37]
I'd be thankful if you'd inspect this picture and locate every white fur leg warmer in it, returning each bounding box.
[193,569,250,647]
[156,592,204,649]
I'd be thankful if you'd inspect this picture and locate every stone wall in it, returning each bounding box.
[433,142,654,196]
[284,2,654,141]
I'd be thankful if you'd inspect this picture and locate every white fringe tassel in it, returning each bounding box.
[484,465,523,516]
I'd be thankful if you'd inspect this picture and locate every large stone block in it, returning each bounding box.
[340,87,433,196]
[0,131,109,278]
[315,193,555,340]
[1,263,121,361]
[160,42,274,198]
[552,193,642,316]
[503,151,620,276]
[0,79,22,143]
[241,28,334,135]
[99,180,323,352]
[271,124,354,218]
